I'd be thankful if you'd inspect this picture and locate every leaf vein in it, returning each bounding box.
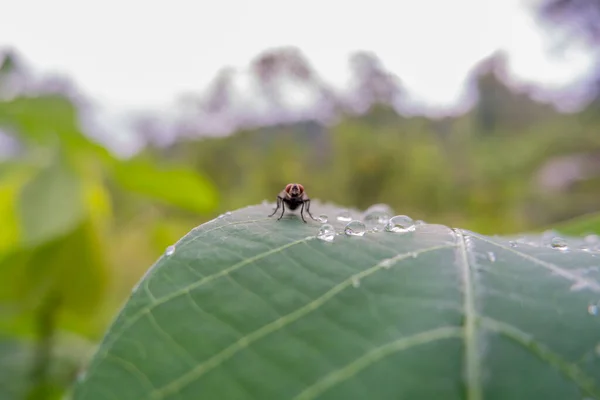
[88,235,315,379]
[481,316,600,398]
[149,244,454,399]
[472,233,600,292]
[293,326,463,400]
[457,230,482,400]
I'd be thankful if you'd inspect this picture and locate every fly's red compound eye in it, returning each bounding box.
[297,184,304,193]
[285,184,293,193]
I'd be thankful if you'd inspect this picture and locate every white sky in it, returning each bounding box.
[0,0,596,114]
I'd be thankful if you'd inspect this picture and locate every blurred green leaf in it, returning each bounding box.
[0,96,84,148]
[0,333,96,400]
[74,204,600,399]
[0,220,108,337]
[0,165,33,254]
[18,159,85,248]
[551,212,600,236]
[110,160,218,214]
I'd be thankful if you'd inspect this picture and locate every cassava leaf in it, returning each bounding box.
[18,158,85,248]
[73,203,600,400]
[109,160,219,214]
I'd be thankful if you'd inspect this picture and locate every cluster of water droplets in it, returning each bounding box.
[315,203,429,242]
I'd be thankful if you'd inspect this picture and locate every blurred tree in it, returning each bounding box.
[538,0,600,44]
[472,52,556,133]
[535,0,600,107]
[347,51,403,113]
[250,46,338,118]
[203,67,236,115]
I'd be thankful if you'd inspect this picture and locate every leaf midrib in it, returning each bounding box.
[456,230,482,400]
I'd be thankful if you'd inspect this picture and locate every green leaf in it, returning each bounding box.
[0,220,109,338]
[0,164,34,254]
[73,203,600,400]
[0,95,86,147]
[110,160,219,214]
[551,212,600,237]
[18,159,85,248]
[0,333,97,400]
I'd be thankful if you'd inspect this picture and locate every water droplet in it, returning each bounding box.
[218,214,225,219]
[540,229,558,245]
[165,245,176,256]
[487,252,496,263]
[344,220,367,236]
[352,276,360,288]
[551,237,568,251]
[380,259,394,269]
[225,211,232,216]
[336,209,352,222]
[384,215,415,233]
[588,303,598,316]
[317,224,336,242]
[410,252,417,258]
[464,235,475,250]
[317,214,328,223]
[363,204,393,228]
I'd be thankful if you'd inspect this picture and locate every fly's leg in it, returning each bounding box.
[268,197,281,217]
[305,199,317,221]
[277,200,286,220]
[300,202,307,223]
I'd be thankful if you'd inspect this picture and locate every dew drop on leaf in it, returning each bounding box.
[336,209,352,222]
[588,304,598,316]
[352,276,360,288]
[318,214,328,223]
[225,211,232,216]
[380,259,393,269]
[317,224,336,242]
[363,203,393,228]
[165,245,176,256]
[551,237,568,251]
[487,251,496,263]
[410,252,417,258]
[344,220,367,236]
[579,245,591,252]
[384,215,415,233]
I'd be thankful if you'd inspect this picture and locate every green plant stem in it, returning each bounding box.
[26,292,61,400]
